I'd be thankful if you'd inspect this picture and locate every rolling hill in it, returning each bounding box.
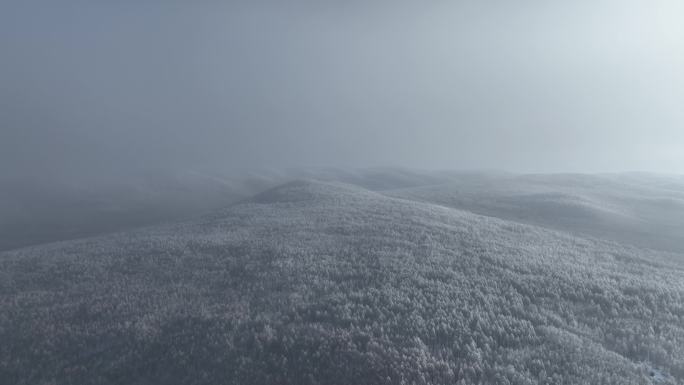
[0,168,446,252]
[1,180,683,384]
[387,172,684,254]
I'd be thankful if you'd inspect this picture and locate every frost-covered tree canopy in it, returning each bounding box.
[1,179,683,384]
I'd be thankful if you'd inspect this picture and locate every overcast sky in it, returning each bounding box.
[2,0,683,181]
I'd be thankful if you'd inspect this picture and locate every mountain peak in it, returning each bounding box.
[249,179,375,204]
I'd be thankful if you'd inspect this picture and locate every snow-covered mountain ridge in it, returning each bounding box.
[1,179,682,384]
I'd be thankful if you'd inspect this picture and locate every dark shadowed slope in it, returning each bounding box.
[0,168,446,252]
[1,180,683,384]
[386,173,684,254]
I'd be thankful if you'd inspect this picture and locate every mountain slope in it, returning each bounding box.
[1,180,683,384]
[5,170,683,255]
[0,171,280,252]
[386,173,684,254]
[0,168,451,252]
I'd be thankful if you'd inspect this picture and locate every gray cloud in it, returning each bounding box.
[2,0,684,182]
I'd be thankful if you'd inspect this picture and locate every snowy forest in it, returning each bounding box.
[2,175,683,384]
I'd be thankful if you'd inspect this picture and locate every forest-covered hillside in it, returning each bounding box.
[387,173,684,254]
[1,180,682,384]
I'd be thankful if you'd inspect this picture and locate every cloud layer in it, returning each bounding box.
[2,0,683,181]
